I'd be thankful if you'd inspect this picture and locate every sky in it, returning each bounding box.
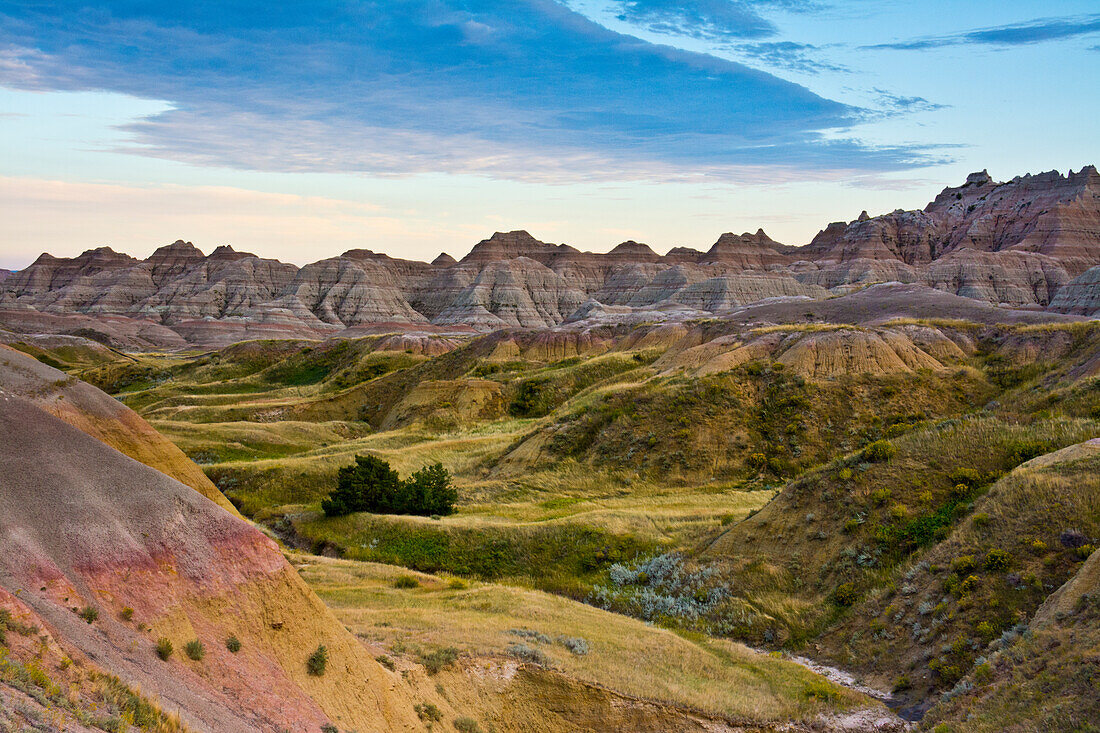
[0,1,1098,268]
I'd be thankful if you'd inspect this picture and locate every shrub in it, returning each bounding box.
[77,606,99,624]
[376,654,396,671]
[972,512,990,528]
[958,575,980,595]
[225,635,241,653]
[833,582,859,607]
[393,575,420,589]
[155,638,173,661]
[557,636,590,655]
[974,662,994,684]
[1029,539,1048,554]
[420,646,459,674]
[322,455,457,517]
[862,440,896,463]
[447,578,468,590]
[951,555,977,574]
[401,463,459,517]
[321,725,338,733]
[975,621,996,640]
[322,454,400,516]
[119,607,134,622]
[1075,544,1096,560]
[307,644,328,676]
[415,702,443,723]
[983,549,1010,572]
[184,640,205,661]
[508,628,552,645]
[892,675,912,692]
[454,718,482,733]
[871,488,892,506]
[948,467,982,489]
[507,643,550,666]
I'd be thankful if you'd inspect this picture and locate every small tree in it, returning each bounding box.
[185,639,205,661]
[322,456,456,517]
[400,463,457,516]
[307,644,328,676]
[322,454,400,517]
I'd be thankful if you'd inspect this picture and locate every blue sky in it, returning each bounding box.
[0,1,1097,267]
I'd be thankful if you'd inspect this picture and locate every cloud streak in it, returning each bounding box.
[0,1,942,181]
[598,0,819,41]
[866,13,1100,51]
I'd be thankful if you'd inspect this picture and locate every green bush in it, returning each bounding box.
[376,654,396,671]
[393,575,420,589]
[77,606,99,624]
[983,549,1010,572]
[184,640,205,661]
[833,582,859,607]
[307,644,329,676]
[509,379,555,417]
[155,638,173,661]
[119,607,134,622]
[420,646,459,674]
[453,717,482,733]
[862,440,896,463]
[226,635,242,653]
[322,455,456,517]
[951,555,976,574]
[415,703,443,723]
[871,488,892,506]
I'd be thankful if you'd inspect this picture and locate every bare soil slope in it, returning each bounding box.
[0,345,238,515]
[0,390,419,732]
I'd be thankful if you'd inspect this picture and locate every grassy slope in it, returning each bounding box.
[295,553,875,726]
[920,441,1100,732]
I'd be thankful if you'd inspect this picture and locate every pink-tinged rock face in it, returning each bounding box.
[0,369,419,733]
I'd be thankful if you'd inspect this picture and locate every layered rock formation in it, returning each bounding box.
[3,166,1097,347]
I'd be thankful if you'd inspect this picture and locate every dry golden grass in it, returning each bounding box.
[295,554,873,723]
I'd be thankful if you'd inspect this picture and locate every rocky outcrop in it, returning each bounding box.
[700,229,791,268]
[801,166,1100,305]
[3,166,1097,345]
[1048,265,1100,316]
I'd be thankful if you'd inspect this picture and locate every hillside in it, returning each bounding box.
[2,166,1099,347]
[0,341,901,732]
[0,389,423,731]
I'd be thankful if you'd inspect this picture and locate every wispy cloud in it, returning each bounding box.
[729,41,846,74]
[0,1,938,181]
[867,89,947,116]
[596,0,820,41]
[866,13,1100,50]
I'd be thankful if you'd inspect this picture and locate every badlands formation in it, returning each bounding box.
[2,167,1099,347]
